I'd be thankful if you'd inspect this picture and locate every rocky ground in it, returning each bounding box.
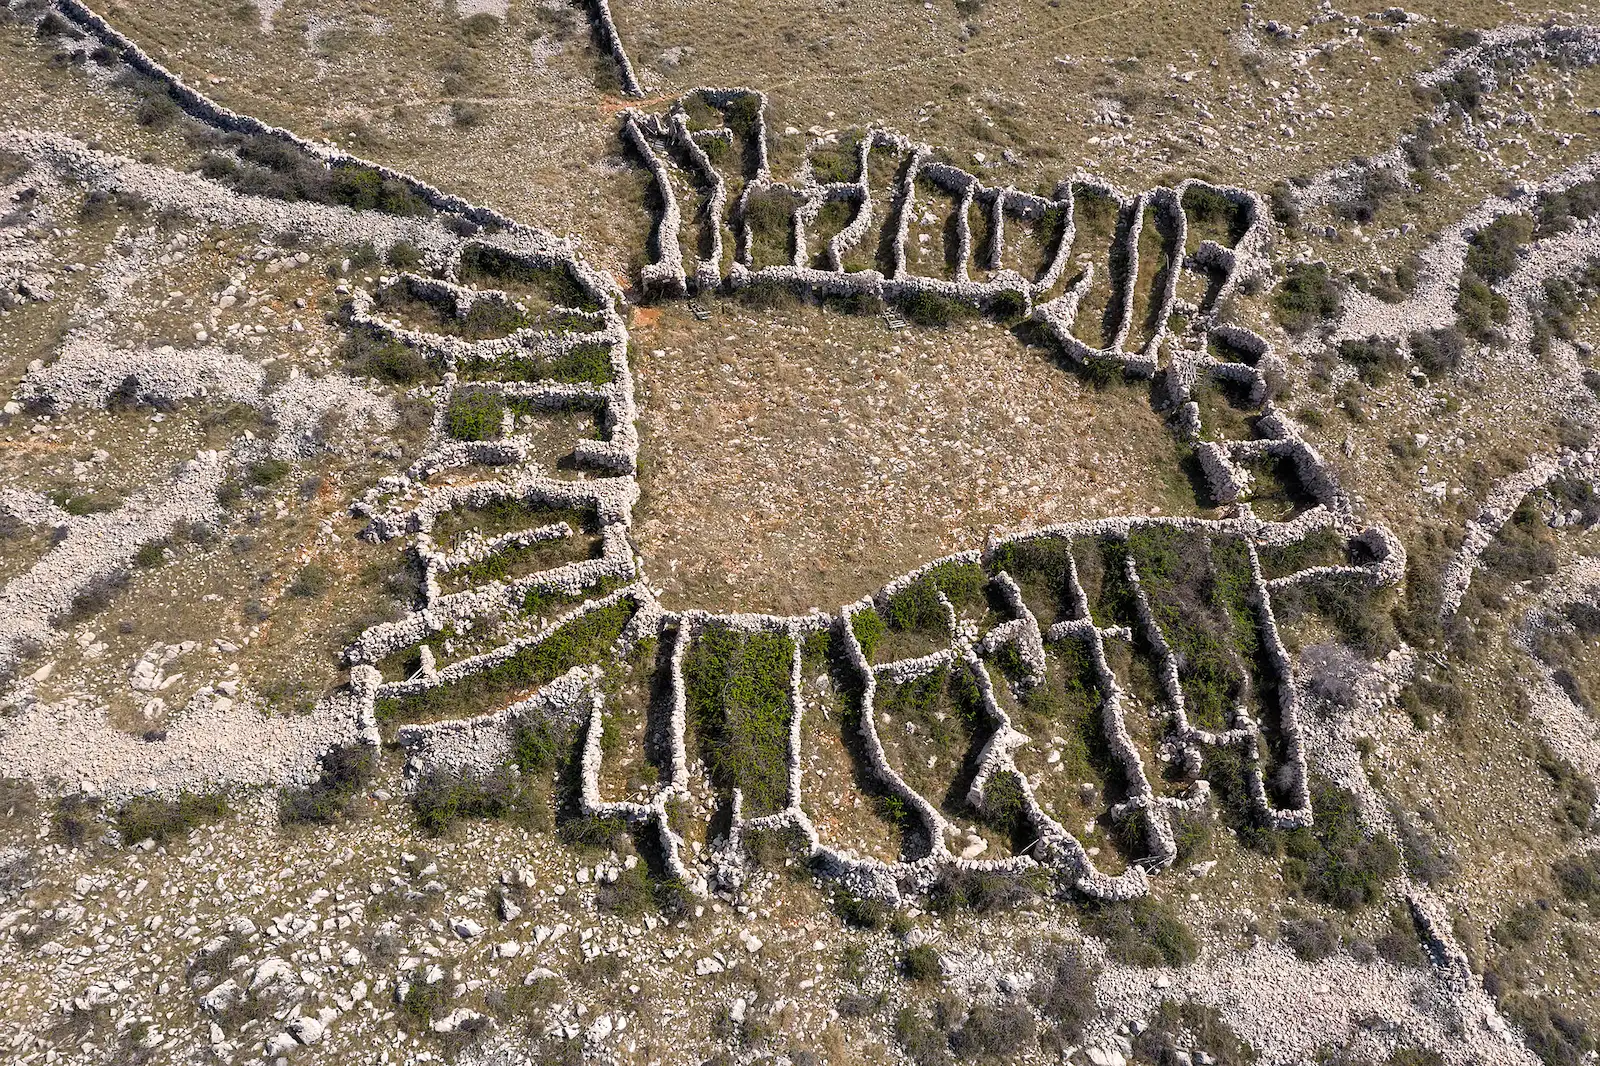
[0,1,1597,1066]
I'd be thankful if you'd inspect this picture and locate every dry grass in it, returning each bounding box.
[630,300,1199,613]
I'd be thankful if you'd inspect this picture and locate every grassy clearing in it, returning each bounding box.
[1066,188,1121,350]
[457,343,612,385]
[458,245,600,313]
[874,665,991,825]
[1126,527,1253,732]
[376,600,636,728]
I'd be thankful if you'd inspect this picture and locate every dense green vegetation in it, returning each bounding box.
[683,628,795,816]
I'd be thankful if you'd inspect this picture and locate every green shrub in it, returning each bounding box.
[809,138,860,183]
[984,770,1025,835]
[683,629,794,816]
[901,944,943,981]
[388,240,424,270]
[850,610,886,658]
[897,290,979,328]
[883,561,986,631]
[1334,169,1406,225]
[1373,905,1428,968]
[1338,335,1404,384]
[1465,213,1532,285]
[1537,178,1600,235]
[461,343,612,385]
[115,791,228,845]
[596,862,659,918]
[51,490,120,516]
[1281,777,1400,909]
[834,894,888,929]
[1439,68,1484,114]
[247,458,292,486]
[1083,897,1198,967]
[410,766,528,835]
[1269,180,1300,229]
[278,743,375,826]
[445,391,504,441]
[509,716,571,775]
[895,1005,955,1066]
[1456,269,1508,338]
[1274,262,1341,333]
[340,332,432,385]
[459,246,599,312]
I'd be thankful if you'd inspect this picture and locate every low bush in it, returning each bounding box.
[115,791,228,845]
[1282,915,1340,961]
[1456,269,1508,339]
[278,743,375,826]
[410,766,529,835]
[1338,335,1404,384]
[1281,777,1400,909]
[1553,852,1600,904]
[1082,897,1198,967]
[883,560,986,631]
[1500,995,1594,1066]
[248,458,292,486]
[1439,67,1485,115]
[1133,1000,1257,1066]
[833,894,888,929]
[901,944,943,981]
[950,999,1036,1059]
[200,135,430,217]
[1334,169,1407,225]
[1409,326,1466,376]
[53,795,100,848]
[1269,180,1300,229]
[377,601,635,725]
[895,1004,955,1066]
[897,290,979,328]
[1030,943,1100,1048]
[1274,262,1341,334]
[929,867,1049,914]
[1373,905,1428,969]
[596,862,668,918]
[683,628,794,816]
[1465,213,1533,285]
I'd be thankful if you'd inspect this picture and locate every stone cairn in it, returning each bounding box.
[33,0,1410,906]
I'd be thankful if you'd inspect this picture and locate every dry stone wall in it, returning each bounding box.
[5,0,1412,912]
